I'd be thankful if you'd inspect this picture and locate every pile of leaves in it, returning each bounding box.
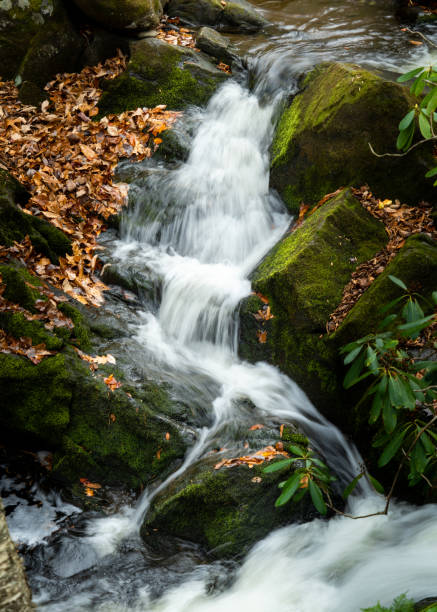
[214,443,289,470]
[0,54,179,308]
[157,16,197,49]
[326,187,437,333]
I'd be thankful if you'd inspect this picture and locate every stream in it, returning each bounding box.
[3,0,437,609]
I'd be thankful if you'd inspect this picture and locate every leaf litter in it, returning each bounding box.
[0,54,180,363]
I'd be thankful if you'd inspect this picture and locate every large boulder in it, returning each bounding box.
[72,0,162,32]
[270,63,436,214]
[142,430,315,558]
[166,0,268,32]
[98,38,229,114]
[0,261,186,494]
[239,189,387,417]
[0,0,59,79]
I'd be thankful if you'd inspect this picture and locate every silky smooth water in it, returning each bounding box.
[3,2,437,610]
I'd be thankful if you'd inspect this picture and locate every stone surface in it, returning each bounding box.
[239,188,388,415]
[98,38,229,115]
[196,26,238,66]
[72,0,162,32]
[270,63,436,214]
[167,0,268,32]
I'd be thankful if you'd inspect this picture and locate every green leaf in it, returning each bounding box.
[383,396,397,433]
[368,473,385,494]
[410,360,437,371]
[288,444,306,457]
[365,346,379,375]
[402,298,424,324]
[369,390,383,424]
[378,428,407,467]
[398,314,435,339]
[380,296,405,314]
[432,290,437,304]
[425,166,437,178]
[396,122,415,151]
[263,458,294,473]
[426,87,437,114]
[388,275,408,291]
[275,471,302,507]
[419,430,435,455]
[308,478,327,515]
[343,350,367,389]
[411,72,427,96]
[419,111,433,139]
[378,314,398,330]
[396,67,424,82]
[342,472,364,499]
[344,344,363,365]
[398,109,416,130]
[410,441,428,474]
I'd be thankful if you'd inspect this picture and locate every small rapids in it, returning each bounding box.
[3,2,437,609]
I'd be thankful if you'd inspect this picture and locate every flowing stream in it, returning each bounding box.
[3,1,437,610]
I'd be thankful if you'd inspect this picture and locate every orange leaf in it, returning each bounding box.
[249,424,265,431]
[257,330,267,343]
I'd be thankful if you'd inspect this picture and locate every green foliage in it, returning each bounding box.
[263,443,336,514]
[361,594,415,612]
[396,65,437,184]
[341,276,437,491]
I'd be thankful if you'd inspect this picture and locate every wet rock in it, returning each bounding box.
[167,0,268,32]
[0,169,71,264]
[98,38,229,114]
[239,188,387,417]
[270,63,436,214]
[142,443,315,559]
[72,0,162,32]
[196,27,239,67]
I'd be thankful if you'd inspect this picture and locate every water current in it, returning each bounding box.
[3,1,437,609]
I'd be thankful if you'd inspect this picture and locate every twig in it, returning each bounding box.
[369,137,437,158]
[325,414,437,520]
[403,27,437,49]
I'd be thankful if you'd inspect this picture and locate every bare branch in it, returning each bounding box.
[369,136,437,159]
[403,27,437,49]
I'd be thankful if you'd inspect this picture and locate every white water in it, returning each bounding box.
[8,48,437,610]
[73,78,437,611]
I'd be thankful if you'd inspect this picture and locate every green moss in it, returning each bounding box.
[98,38,227,115]
[252,189,387,327]
[0,352,71,441]
[0,264,42,311]
[332,233,437,347]
[270,62,436,211]
[281,427,308,445]
[143,458,311,557]
[57,302,92,351]
[0,311,63,350]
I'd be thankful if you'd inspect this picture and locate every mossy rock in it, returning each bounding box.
[196,27,239,66]
[239,188,387,414]
[0,263,43,311]
[0,0,59,79]
[331,233,437,347]
[16,7,85,94]
[270,63,436,214]
[98,38,229,115]
[0,348,186,490]
[72,0,162,32]
[142,454,315,558]
[167,0,268,32]
[0,169,71,263]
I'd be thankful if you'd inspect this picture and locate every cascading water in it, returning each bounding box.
[4,2,437,609]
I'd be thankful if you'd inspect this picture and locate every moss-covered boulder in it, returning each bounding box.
[0,349,185,490]
[15,8,84,95]
[0,0,59,79]
[0,169,71,263]
[239,188,387,415]
[98,38,229,115]
[72,0,162,32]
[270,63,435,214]
[167,0,268,32]
[0,260,186,495]
[142,452,315,558]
